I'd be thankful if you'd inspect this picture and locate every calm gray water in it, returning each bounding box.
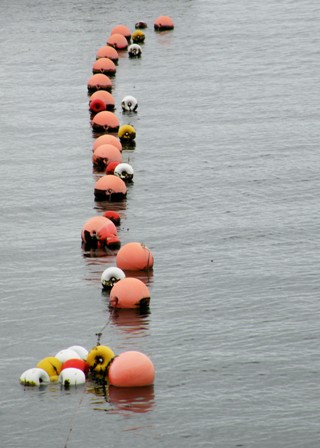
[1,0,320,447]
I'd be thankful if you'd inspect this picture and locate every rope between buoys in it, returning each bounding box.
[63,386,86,448]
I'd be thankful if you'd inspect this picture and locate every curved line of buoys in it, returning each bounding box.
[20,15,175,394]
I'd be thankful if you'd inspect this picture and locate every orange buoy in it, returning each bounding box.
[107,33,128,50]
[116,242,154,271]
[154,15,174,31]
[91,111,120,133]
[106,161,120,175]
[108,351,155,387]
[92,57,117,76]
[92,133,122,152]
[109,277,150,309]
[132,30,145,43]
[92,144,122,171]
[96,45,119,63]
[89,98,106,114]
[87,73,112,93]
[81,216,120,250]
[111,24,132,43]
[89,91,115,111]
[61,359,90,375]
[94,174,127,201]
[103,210,121,225]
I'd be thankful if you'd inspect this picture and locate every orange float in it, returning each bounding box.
[87,73,112,93]
[94,174,127,201]
[92,144,122,171]
[106,161,120,174]
[116,242,154,271]
[111,24,132,42]
[89,91,115,111]
[81,216,120,250]
[61,359,90,375]
[108,351,155,387]
[96,45,119,63]
[91,111,120,133]
[107,33,128,50]
[109,277,150,309]
[92,57,117,76]
[89,98,106,114]
[92,133,122,152]
[154,15,174,31]
[103,210,121,226]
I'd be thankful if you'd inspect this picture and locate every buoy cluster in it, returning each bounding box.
[19,15,174,391]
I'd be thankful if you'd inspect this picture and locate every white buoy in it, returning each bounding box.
[101,266,126,289]
[59,368,86,387]
[128,44,142,58]
[67,345,88,361]
[121,95,138,112]
[114,163,134,182]
[19,368,50,386]
[55,348,81,363]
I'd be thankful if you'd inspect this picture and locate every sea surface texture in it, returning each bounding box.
[1,0,320,447]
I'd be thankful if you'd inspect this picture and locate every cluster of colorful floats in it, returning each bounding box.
[19,15,174,392]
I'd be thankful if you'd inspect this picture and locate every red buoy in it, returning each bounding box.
[87,73,112,93]
[94,175,127,201]
[91,111,120,133]
[92,144,122,171]
[103,211,121,226]
[108,351,155,387]
[92,57,117,76]
[106,161,120,174]
[111,24,132,43]
[116,242,154,271]
[96,45,119,64]
[89,91,115,111]
[61,359,90,375]
[109,277,150,309]
[154,15,174,31]
[107,33,128,50]
[89,98,106,114]
[92,134,122,152]
[81,216,120,249]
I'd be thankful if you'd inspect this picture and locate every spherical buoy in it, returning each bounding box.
[154,15,174,31]
[128,44,142,58]
[87,73,112,93]
[114,162,134,183]
[96,45,119,63]
[108,351,155,387]
[91,111,120,133]
[92,144,122,171]
[55,349,81,364]
[36,357,62,380]
[121,95,138,112]
[87,345,115,375]
[109,277,150,309]
[92,133,122,152]
[135,21,148,29]
[92,57,117,76]
[89,91,115,111]
[67,345,88,360]
[61,359,90,375]
[89,98,106,115]
[19,368,50,387]
[81,216,119,250]
[106,161,120,175]
[116,242,154,271]
[111,24,132,43]
[59,368,86,386]
[132,30,145,43]
[118,124,136,142]
[103,210,121,225]
[94,175,127,202]
[101,266,126,289]
[107,33,128,50]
